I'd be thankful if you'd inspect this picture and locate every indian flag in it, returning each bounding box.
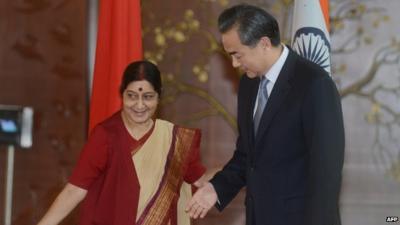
[88,0,143,133]
[291,0,331,74]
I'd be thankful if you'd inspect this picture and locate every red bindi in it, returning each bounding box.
[138,87,143,92]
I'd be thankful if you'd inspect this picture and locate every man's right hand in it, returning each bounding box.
[185,182,218,219]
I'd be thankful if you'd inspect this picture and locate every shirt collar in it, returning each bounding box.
[263,44,289,84]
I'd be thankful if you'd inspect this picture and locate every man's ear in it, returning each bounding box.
[260,36,272,50]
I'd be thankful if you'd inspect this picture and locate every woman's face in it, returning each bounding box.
[122,80,159,125]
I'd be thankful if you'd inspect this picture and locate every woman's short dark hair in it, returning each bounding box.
[119,60,162,96]
[218,3,280,47]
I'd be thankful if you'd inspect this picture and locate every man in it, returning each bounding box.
[186,3,345,225]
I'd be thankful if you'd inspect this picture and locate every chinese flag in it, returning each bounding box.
[88,0,143,133]
[291,0,331,74]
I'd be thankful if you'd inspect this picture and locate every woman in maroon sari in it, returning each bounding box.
[37,61,206,225]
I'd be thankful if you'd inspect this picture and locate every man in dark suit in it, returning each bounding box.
[186,3,345,225]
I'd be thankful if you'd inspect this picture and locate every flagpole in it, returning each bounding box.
[87,0,98,96]
[86,0,98,134]
[4,145,15,225]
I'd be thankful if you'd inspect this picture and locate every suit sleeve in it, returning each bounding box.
[302,74,345,224]
[210,76,248,211]
[210,133,247,211]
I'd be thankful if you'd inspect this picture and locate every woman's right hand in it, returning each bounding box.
[37,183,87,225]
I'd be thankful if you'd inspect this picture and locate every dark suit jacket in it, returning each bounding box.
[210,49,345,225]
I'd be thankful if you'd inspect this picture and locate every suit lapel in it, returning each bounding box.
[246,78,260,148]
[255,50,296,143]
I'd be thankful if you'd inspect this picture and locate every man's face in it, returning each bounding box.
[221,28,270,78]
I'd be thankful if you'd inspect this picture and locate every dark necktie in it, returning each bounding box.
[254,77,269,134]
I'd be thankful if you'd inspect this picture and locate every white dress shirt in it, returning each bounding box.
[253,45,289,116]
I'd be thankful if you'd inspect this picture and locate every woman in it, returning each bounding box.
[37,60,206,225]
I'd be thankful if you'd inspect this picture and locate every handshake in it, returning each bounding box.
[185,181,218,219]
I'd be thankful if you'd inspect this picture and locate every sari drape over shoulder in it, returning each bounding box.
[69,112,205,225]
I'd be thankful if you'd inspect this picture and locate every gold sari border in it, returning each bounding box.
[137,126,196,225]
